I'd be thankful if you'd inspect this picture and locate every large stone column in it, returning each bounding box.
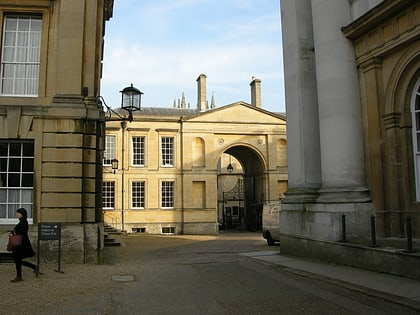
[280,0,322,205]
[311,0,370,203]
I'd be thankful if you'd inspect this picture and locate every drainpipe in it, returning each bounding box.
[179,116,185,234]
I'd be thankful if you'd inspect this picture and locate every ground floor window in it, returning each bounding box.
[0,140,34,223]
[132,181,145,209]
[161,181,174,208]
[102,181,115,209]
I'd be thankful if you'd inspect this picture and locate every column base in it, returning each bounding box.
[316,186,371,203]
[280,201,374,241]
[282,187,320,204]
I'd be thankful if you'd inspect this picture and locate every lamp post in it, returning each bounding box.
[227,154,234,173]
[98,84,143,233]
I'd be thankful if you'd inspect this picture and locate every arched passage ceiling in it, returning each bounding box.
[225,146,264,175]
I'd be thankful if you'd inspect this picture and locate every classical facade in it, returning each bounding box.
[103,75,288,235]
[280,0,420,254]
[0,0,113,263]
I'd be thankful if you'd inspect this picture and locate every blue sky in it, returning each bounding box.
[101,0,285,113]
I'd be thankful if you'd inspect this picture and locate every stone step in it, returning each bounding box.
[0,251,14,263]
[104,233,121,247]
[104,238,121,247]
[104,225,122,234]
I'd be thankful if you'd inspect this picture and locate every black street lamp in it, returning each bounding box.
[227,154,234,173]
[98,83,143,122]
[121,84,143,122]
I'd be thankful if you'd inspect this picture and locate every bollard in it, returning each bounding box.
[369,215,378,247]
[405,216,414,253]
[340,213,347,242]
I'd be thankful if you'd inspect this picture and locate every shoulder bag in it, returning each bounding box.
[7,233,22,251]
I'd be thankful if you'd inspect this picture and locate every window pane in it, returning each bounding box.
[5,17,17,30]
[0,142,8,156]
[8,174,20,187]
[4,32,16,46]
[18,19,30,31]
[0,158,7,171]
[22,142,34,156]
[22,174,33,187]
[9,158,20,171]
[0,204,6,218]
[9,143,21,156]
[22,158,33,172]
[0,173,6,187]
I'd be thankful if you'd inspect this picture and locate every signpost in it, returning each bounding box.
[37,223,63,273]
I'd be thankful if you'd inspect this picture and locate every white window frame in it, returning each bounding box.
[104,135,116,166]
[102,181,115,209]
[131,180,145,209]
[0,141,34,224]
[132,136,145,166]
[161,136,174,167]
[161,180,174,209]
[411,77,420,201]
[1,14,42,97]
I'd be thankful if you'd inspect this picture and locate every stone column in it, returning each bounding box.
[311,0,370,202]
[280,0,322,204]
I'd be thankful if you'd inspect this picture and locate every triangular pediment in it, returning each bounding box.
[185,102,286,125]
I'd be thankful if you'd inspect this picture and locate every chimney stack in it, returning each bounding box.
[196,74,207,112]
[250,76,262,108]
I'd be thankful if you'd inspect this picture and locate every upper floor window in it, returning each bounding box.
[161,137,174,167]
[1,14,42,96]
[104,135,116,166]
[0,140,34,223]
[132,136,145,166]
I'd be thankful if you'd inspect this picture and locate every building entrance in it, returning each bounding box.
[218,145,265,232]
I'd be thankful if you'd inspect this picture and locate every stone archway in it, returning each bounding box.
[218,145,266,232]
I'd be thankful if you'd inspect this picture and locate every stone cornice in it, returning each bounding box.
[342,0,419,64]
[342,0,417,39]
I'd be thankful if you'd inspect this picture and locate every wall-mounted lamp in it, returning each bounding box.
[121,84,143,122]
[97,83,143,122]
[111,158,119,174]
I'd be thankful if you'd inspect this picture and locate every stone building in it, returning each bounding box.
[280,0,419,258]
[0,0,113,263]
[103,75,288,235]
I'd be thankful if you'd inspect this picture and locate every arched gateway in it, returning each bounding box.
[219,145,267,232]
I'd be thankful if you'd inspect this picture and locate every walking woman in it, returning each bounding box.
[9,208,40,282]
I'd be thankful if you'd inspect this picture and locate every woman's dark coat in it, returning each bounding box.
[13,217,35,259]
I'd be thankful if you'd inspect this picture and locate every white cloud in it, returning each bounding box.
[101,1,285,112]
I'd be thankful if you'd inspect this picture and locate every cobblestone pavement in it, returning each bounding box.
[1,232,418,315]
[1,233,260,314]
